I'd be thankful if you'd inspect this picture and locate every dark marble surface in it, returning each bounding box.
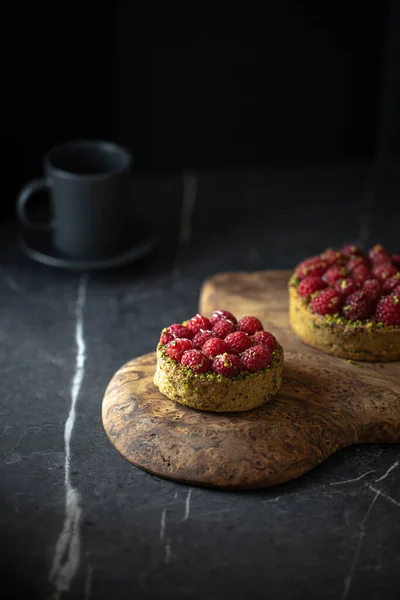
[0,165,399,600]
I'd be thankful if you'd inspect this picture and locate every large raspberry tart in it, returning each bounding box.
[289,244,400,361]
[154,310,284,412]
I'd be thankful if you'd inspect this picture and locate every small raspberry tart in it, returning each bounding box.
[154,311,284,412]
[289,244,400,361]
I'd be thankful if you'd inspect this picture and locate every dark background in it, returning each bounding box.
[4,4,400,216]
[2,8,400,600]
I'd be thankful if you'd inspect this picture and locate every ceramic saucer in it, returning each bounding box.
[20,226,156,271]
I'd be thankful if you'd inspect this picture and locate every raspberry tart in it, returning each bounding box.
[154,310,284,412]
[289,244,400,361]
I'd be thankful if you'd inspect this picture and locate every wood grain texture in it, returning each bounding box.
[102,270,400,490]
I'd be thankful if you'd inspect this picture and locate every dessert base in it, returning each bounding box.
[289,284,400,361]
[154,343,284,413]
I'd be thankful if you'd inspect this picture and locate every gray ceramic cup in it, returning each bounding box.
[17,140,133,259]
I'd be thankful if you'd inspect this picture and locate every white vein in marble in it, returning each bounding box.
[49,275,88,597]
[374,457,399,483]
[165,538,172,564]
[179,172,197,244]
[341,488,380,600]
[160,508,167,542]
[172,172,197,278]
[330,470,375,486]
[369,485,400,508]
[183,488,192,521]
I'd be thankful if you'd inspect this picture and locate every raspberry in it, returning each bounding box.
[368,244,389,264]
[346,255,368,272]
[392,254,400,269]
[202,337,230,357]
[212,319,237,339]
[238,316,264,335]
[334,277,357,297]
[168,324,194,340]
[252,331,277,352]
[395,284,400,296]
[160,330,174,345]
[362,279,381,303]
[320,248,344,265]
[382,273,400,295]
[351,264,370,286]
[298,275,326,298]
[192,330,215,349]
[375,294,400,326]
[342,244,363,257]
[371,254,390,266]
[342,290,372,321]
[165,338,193,361]
[209,310,237,325]
[240,345,271,372]
[224,331,253,354]
[180,349,211,373]
[295,257,327,279]
[371,262,398,281]
[310,289,342,315]
[212,353,242,378]
[185,314,211,335]
[323,265,348,285]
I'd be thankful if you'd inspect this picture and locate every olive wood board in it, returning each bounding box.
[102,270,400,490]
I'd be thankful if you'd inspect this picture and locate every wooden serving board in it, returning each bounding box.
[102,270,400,490]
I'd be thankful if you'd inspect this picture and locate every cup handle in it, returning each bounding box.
[16,178,53,231]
